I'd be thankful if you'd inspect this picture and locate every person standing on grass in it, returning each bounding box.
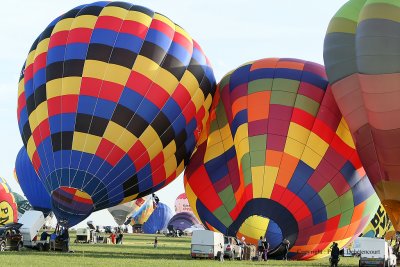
[257,236,264,261]
[263,238,269,261]
[282,239,290,261]
[61,227,70,252]
[154,236,158,248]
[110,232,116,244]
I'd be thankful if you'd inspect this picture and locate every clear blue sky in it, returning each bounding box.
[0,0,348,228]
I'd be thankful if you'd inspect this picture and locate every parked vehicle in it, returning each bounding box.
[76,228,91,243]
[18,210,47,251]
[354,237,396,267]
[191,230,224,260]
[0,223,23,251]
[224,236,243,260]
[75,222,98,244]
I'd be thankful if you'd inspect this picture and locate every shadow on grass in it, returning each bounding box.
[13,250,192,261]
[75,244,188,250]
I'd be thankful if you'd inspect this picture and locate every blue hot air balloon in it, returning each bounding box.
[142,203,173,234]
[15,147,52,215]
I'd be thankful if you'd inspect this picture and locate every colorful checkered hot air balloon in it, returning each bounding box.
[17,2,215,227]
[324,0,400,231]
[184,58,380,260]
[0,178,18,226]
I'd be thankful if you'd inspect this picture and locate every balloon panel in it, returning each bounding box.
[17,1,215,227]
[184,58,379,259]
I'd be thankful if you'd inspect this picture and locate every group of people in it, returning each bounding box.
[41,226,70,252]
[109,228,124,244]
[257,237,290,261]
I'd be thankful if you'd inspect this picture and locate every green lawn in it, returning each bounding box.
[0,233,359,266]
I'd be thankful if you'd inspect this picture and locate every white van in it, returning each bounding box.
[354,237,396,267]
[18,210,47,250]
[191,230,224,259]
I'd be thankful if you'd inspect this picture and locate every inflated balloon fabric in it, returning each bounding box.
[184,58,379,259]
[17,1,215,227]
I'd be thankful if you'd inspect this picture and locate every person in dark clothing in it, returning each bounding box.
[262,238,270,261]
[257,236,264,260]
[330,242,340,267]
[282,239,290,260]
[154,236,158,248]
[40,231,49,241]
[61,228,70,252]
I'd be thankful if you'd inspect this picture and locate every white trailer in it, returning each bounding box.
[191,230,224,260]
[75,228,91,243]
[18,210,48,251]
[354,237,396,267]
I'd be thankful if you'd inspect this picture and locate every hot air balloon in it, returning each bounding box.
[11,192,32,219]
[0,178,18,226]
[167,211,199,232]
[129,196,155,225]
[108,196,148,225]
[15,147,52,215]
[184,58,380,260]
[175,193,192,213]
[324,0,400,230]
[17,2,215,227]
[142,203,173,234]
[360,204,394,238]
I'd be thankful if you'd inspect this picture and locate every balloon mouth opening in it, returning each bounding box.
[226,198,298,252]
[238,215,283,250]
[51,186,94,226]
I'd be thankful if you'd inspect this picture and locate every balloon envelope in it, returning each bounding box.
[17,1,215,227]
[184,58,380,259]
[142,203,173,234]
[359,204,394,238]
[15,147,52,215]
[108,196,149,225]
[11,192,32,219]
[168,211,199,231]
[129,196,155,225]
[0,178,18,226]
[174,193,192,213]
[324,0,400,230]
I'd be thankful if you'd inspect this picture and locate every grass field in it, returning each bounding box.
[0,233,360,266]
